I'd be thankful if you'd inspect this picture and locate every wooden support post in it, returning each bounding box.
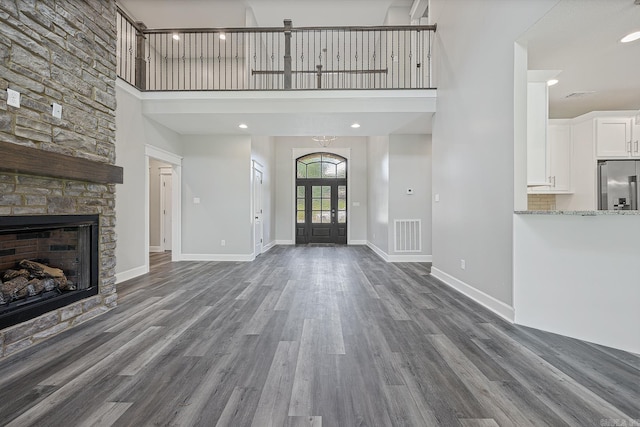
[316,64,323,89]
[135,22,147,90]
[284,19,292,89]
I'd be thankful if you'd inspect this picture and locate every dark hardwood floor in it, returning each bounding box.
[0,246,637,426]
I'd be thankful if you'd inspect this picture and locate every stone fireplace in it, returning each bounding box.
[0,215,99,330]
[0,0,120,357]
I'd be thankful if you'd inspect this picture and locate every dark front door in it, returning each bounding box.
[295,153,347,244]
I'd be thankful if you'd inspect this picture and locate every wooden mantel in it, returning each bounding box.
[0,141,123,184]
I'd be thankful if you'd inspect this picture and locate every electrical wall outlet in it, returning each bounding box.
[460,259,466,270]
[52,102,62,118]
[7,89,20,108]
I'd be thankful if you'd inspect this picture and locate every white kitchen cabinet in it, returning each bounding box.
[527,81,549,186]
[633,115,640,157]
[529,123,572,194]
[548,125,572,192]
[595,117,634,158]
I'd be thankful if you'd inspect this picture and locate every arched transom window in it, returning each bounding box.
[296,153,347,179]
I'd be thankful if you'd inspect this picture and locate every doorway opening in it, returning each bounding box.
[253,161,264,257]
[149,159,173,253]
[295,153,347,244]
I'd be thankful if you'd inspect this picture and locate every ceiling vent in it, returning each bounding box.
[564,91,596,99]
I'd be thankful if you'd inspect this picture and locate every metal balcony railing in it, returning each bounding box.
[116,8,436,91]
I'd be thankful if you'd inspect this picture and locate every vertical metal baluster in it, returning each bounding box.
[397,29,400,89]
[428,29,432,88]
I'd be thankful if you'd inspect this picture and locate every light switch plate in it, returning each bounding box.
[193,197,200,204]
[7,89,20,108]
[52,102,62,118]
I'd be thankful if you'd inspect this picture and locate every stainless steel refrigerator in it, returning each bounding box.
[598,160,640,210]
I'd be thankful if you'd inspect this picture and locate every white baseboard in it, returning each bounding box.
[349,240,367,245]
[366,242,432,263]
[387,254,433,262]
[366,242,389,261]
[430,267,515,322]
[115,265,149,284]
[180,253,254,262]
[275,240,294,245]
[262,241,276,252]
[149,246,163,253]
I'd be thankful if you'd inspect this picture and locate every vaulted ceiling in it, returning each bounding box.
[117,0,415,29]
[521,0,640,118]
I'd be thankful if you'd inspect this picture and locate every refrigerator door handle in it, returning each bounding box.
[630,176,638,210]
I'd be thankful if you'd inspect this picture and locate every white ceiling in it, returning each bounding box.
[118,0,414,29]
[521,0,640,119]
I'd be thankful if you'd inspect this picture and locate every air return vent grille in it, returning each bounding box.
[394,219,422,253]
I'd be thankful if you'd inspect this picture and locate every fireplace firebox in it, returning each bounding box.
[0,215,99,329]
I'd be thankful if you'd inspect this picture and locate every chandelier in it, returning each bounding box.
[312,136,337,147]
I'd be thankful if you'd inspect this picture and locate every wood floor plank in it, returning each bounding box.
[0,247,636,426]
[285,416,322,427]
[6,326,162,427]
[251,340,300,427]
[119,306,213,376]
[288,319,317,417]
[458,419,500,427]
[216,386,260,427]
[76,402,133,427]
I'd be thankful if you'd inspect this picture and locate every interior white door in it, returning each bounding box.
[161,172,172,251]
[253,168,263,256]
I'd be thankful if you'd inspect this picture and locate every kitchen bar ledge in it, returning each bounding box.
[515,210,640,215]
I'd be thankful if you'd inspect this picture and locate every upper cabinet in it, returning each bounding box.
[527,81,549,186]
[528,123,572,194]
[547,124,572,192]
[595,117,639,158]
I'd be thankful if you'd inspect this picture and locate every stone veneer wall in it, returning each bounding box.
[0,1,118,357]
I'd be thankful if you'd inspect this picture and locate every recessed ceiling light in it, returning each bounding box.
[547,79,559,87]
[238,123,248,129]
[172,34,180,41]
[350,123,360,128]
[219,33,226,40]
[621,31,640,43]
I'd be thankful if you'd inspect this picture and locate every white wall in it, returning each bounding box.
[429,0,559,317]
[251,136,276,248]
[367,136,390,253]
[181,135,253,258]
[388,134,432,258]
[274,136,368,244]
[514,214,640,354]
[115,80,182,281]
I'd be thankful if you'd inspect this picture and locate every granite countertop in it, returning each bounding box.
[515,210,640,216]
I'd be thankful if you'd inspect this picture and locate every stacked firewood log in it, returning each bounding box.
[0,260,75,304]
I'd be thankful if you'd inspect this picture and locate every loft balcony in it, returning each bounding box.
[116,7,436,92]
